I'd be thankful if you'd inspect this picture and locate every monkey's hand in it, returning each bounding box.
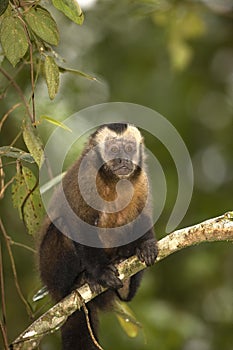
[136,238,158,266]
[87,264,123,293]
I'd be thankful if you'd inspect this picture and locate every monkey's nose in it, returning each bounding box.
[116,158,130,164]
[116,158,123,164]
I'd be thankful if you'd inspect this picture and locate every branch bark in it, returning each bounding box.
[10,211,233,350]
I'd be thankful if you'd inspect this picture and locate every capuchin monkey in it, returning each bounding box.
[39,123,157,350]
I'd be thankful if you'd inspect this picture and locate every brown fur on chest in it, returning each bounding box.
[96,172,148,229]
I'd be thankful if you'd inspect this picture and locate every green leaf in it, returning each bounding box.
[44,56,60,100]
[0,146,35,163]
[32,285,49,302]
[0,0,9,16]
[40,172,66,194]
[40,115,72,132]
[0,16,29,67]
[52,0,84,25]
[24,7,59,46]
[22,122,44,168]
[59,66,98,82]
[12,166,45,235]
[114,300,142,338]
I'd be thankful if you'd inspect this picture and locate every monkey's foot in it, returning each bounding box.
[136,238,158,266]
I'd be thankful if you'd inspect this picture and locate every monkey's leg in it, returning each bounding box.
[116,271,144,302]
[39,222,82,300]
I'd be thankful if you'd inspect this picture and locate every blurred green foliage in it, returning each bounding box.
[0,0,233,349]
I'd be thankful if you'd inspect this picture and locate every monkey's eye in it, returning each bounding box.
[111,145,119,153]
[125,144,134,153]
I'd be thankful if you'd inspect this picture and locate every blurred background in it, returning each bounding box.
[0,0,233,349]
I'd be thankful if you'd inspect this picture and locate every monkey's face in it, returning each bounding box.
[95,124,143,179]
[102,138,139,178]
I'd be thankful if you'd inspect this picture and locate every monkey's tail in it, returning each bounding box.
[61,302,100,350]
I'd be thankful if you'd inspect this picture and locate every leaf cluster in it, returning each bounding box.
[0,0,84,99]
[0,1,94,236]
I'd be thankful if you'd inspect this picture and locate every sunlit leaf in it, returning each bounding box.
[0,146,35,163]
[182,12,206,39]
[23,122,44,168]
[52,0,84,25]
[40,172,66,194]
[40,115,72,132]
[32,285,49,302]
[44,56,60,100]
[24,7,59,46]
[0,16,28,67]
[12,166,45,235]
[59,66,98,82]
[114,300,142,338]
[168,39,192,71]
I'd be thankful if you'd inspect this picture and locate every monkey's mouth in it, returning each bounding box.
[110,159,134,177]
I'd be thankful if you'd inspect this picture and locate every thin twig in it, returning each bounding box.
[0,103,22,131]
[75,291,104,350]
[0,244,8,346]
[0,63,25,100]
[16,4,36,123]
[82,300,104,350]
[0,161,18,170]
[29,38,36,124]
[0,218,33,317]
[16,163,39,229]
[10,131,23,147]
[0,321,9,350]
[0,159,4,199]
[0,67,33,122]
[10,240,36,253]
[0,176,15,200]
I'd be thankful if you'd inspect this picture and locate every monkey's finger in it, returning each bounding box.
[136,239,157,266]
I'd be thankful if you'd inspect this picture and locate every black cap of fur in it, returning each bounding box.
[105,123,128,134]
[89,123,128,144]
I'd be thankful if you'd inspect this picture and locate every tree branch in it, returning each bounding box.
[10,211,233,350]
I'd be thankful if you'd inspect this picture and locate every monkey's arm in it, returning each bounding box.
[78,245,123,291]
[136,227,157,267]
[39,223,82,301]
